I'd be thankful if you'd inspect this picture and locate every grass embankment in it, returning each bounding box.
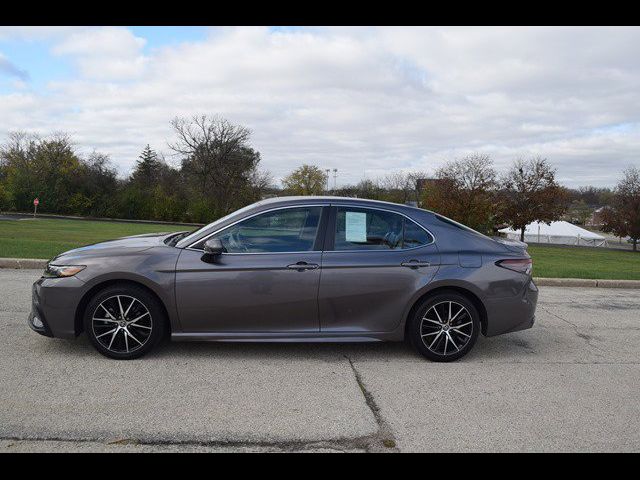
[528,244,640,280]
[0,218,190,260]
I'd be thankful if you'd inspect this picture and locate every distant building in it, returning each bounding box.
[586,207,607,227]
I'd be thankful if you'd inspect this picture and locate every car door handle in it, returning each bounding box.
[286,262,319,271]
[401,260,431,268]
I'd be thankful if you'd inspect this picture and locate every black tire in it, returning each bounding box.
[83,283,167,360]
[408,291,480,362]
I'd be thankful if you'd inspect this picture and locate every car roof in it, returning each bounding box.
[255,195,434,214]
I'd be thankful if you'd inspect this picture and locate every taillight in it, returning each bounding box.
[496,258,532,275]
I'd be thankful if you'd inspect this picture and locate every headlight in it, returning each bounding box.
[43,264,86,278]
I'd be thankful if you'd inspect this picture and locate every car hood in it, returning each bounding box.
[50,232,177,263]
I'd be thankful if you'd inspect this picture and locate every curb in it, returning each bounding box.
[534,277,640,289]
[1,259,639,288]
[0,258,48,270]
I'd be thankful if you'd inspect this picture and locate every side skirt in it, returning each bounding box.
[171,331,403,343]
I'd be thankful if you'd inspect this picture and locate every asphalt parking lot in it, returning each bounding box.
[1,269,639,452]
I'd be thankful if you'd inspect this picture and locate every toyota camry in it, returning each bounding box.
[28,196,538,361]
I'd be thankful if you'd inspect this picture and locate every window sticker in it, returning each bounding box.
[345,211,367,242]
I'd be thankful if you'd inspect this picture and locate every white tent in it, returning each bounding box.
[498,221,608,247]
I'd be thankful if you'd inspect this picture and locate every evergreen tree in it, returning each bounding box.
[131,145,162,188]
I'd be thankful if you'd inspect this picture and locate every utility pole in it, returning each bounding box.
[325,169,330,193]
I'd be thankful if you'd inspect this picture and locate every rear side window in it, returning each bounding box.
[333,207,433,251]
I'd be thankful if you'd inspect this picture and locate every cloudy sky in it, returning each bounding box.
[1,26,639,188]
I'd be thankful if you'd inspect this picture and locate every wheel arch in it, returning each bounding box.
[403,285,488,338]
[74,279,172,336]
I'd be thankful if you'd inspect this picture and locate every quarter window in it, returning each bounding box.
[203,207,322,253]
[403,217,433,248]
[333,207,432,251]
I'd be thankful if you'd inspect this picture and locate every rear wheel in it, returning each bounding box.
[83,284,167,360]
[408,292,480,362]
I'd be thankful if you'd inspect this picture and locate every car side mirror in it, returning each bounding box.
[203,238,224,256]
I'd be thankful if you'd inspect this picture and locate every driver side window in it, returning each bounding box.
[209,207,322,253]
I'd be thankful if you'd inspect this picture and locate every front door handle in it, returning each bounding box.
[401,260,431,268]
[286,261,319,271]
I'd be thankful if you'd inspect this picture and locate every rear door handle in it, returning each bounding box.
[287,261,319,271]
[401,260,431,268]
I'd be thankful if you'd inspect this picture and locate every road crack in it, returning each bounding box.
[345,355,399,452]
[538,305,606,353]
[0,434,368,453]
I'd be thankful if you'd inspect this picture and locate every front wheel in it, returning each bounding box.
[408,292,480,362]
[83,284,167,360]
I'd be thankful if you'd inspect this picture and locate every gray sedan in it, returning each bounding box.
[28,196,538,361]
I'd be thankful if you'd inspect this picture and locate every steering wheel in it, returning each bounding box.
[383,231,400,249]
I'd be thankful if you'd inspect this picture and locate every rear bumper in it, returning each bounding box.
[484,278,538,337]
[29,277,84,339]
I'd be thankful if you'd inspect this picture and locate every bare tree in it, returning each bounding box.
[169,115,265,218]
[380,171,428,205]
[499,157,568,241]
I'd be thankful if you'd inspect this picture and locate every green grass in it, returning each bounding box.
[528,244,640,280]
[0,218,190,260]
[2,218,640,279]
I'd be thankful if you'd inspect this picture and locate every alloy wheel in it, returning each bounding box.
[419,301,473,356]
[91,295,153,354]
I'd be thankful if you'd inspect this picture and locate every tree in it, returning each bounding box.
[567,199,592,225]
[131,145,163,187]
[354,178,386,200]
[0,131,86,214]
[498,157,568,241]
[574,185,614,207]
[0,182,10,213]
[422,154,498,233]
[379,171,427,205]
[169,115,267,220]
[601,166,640,251]
[282,165,327,195]
[123,145,181,220]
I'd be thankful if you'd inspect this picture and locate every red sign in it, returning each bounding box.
[33,198,39,206]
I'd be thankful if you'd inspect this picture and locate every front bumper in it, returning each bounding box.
[28,276,85,339]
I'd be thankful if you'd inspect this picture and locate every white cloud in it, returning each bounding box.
[52,27,147,80]
[0,26,84,41]
[1,26,639,187]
